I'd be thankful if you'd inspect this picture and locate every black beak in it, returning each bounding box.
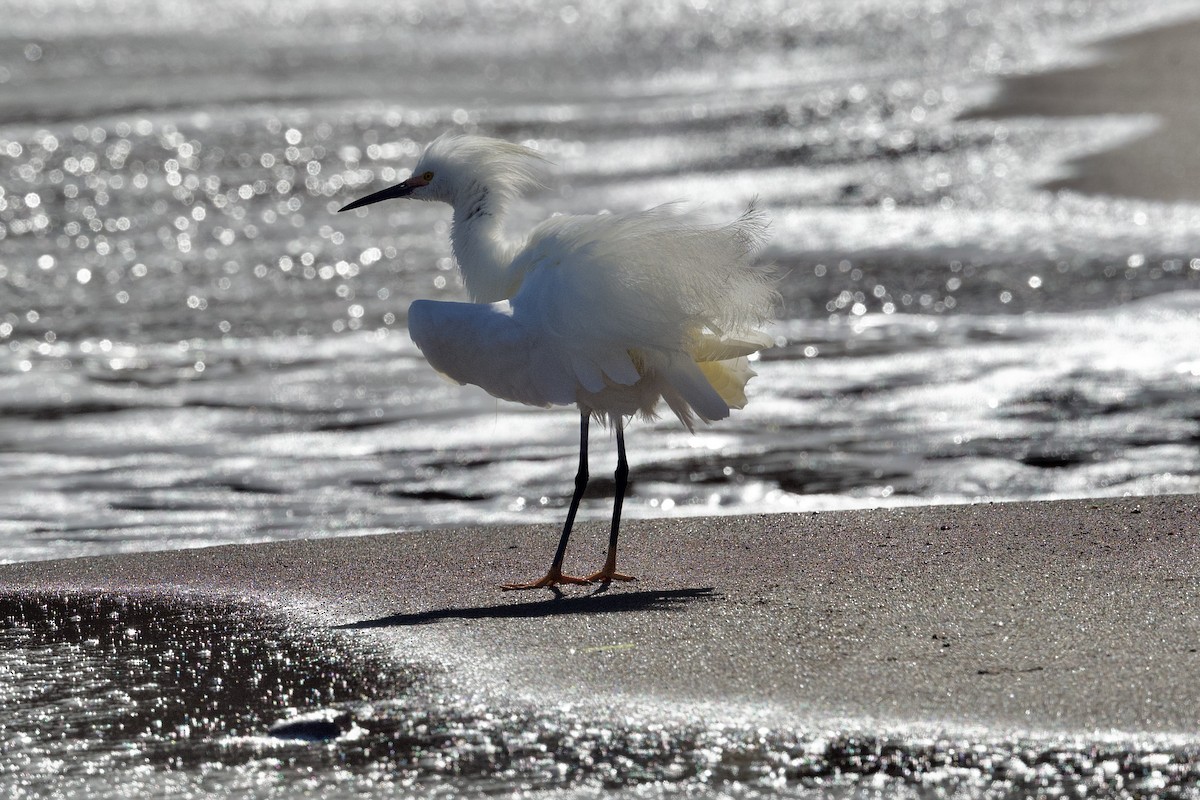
[338,180,418,212]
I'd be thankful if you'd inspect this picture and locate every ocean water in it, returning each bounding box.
[3,0,1200,796]
[3,0,1200,563]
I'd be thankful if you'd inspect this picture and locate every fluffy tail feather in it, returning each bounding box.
[658,355,731,433]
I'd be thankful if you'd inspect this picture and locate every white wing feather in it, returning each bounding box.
[509,203,775,418]
[407,299,553,406]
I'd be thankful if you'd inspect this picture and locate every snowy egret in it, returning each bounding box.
[339,134,776,590]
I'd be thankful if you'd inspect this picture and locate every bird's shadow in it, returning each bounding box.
[335,586,717,630]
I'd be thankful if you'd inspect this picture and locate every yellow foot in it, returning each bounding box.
[500,570,592,591]
[583,568,637,585]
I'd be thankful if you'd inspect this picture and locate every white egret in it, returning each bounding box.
[339,134,776,590]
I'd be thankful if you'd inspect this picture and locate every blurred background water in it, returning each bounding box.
[2,0,1200,565]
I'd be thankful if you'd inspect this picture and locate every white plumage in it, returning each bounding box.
[340,134,776,589]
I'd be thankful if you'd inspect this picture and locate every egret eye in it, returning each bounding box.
[422,171,434,181]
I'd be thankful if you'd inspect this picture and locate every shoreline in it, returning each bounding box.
[3,494,1198,737]
[968,16,1200,202]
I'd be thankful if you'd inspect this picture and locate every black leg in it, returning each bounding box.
[586,418,636,584]
[607,421,628,559]
[548,412,589,574]
[501,413,595,590]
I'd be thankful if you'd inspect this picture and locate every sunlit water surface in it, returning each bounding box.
[6,592,1200,800]
[3,0,1200,796]
[3,0,1200,562]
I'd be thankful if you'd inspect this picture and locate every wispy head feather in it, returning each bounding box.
[415,134,548,203]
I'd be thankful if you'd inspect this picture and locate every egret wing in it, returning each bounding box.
[506,204,775,420]
[408,298,568,407]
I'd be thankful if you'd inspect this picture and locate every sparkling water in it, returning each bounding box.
[2,0,1199,563]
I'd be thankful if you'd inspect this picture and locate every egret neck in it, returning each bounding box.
[449,182,524,302]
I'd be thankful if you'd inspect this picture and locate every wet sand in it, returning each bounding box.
[2,494,1198,737]
[969,16,1200,202]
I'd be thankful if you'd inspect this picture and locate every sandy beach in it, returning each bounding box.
[4,494,1198,738]
[970,16,1200,202]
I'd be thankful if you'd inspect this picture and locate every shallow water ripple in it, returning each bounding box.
[1,293,1198,563]
[3,592,1199,799]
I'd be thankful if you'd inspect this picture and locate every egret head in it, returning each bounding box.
[338,134,547,213]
